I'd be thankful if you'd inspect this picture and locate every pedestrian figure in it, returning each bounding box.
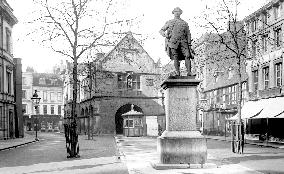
[159,7,194,76]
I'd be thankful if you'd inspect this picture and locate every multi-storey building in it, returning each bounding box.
[64,32,165,136]
[22,72,64,132]
[244,0,284,140]
[194,27,248,135]
[0,0,22,139]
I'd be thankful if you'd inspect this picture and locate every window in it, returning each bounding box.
[132,75,141,90]
[22,90,27,99]
[0,106,4,130]
[117,73,140,90]
[58,105,61,115]
[134,119,142,126]
[117,74,126,89]
[6,71,11,94]
[275,62,283,87]
[210,91,214,105]
[242,82,247,103]
[216,89,222,104]
[43,105,47,114]
[43,91,47,101]
[6,29,11,54]
[51,105,54,114]
[262,34,268,52]
[274,5,280,19]
[228,85,237,105]
[57,92,62,101]
[50,92,55,102]
[263,67,269,89]
[252,70,259,91]
[124,119,134,128]
[274,28,282,47]
[222,88,226,103]
[262,12,268,27]
[127,75,133,89]
[252,40,257,58]
[251,19,257,32]
[22,104,27,114]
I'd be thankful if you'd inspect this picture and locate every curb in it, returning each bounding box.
[206,137,281,149]
[0,139,39,152]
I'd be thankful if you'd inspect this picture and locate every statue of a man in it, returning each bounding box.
[159,7,194,76]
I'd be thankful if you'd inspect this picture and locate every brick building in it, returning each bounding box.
[194,30,248,135]
[68,32,165,136]
[244,0,284,140]
[0,0,22,139]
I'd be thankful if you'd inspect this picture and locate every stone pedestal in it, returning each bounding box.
[154,76,207,169]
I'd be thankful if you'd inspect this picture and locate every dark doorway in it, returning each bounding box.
[9,110,14,138]
[115,104,142,134]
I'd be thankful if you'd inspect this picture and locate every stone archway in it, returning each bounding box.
[115,103,143,134]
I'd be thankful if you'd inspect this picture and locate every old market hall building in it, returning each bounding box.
[64,32,165,136]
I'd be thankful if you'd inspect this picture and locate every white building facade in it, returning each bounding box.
[22,72,64,132]
[244,0,284,140]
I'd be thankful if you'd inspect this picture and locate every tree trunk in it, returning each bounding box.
[236,57,243,154]
[68,55,79,158]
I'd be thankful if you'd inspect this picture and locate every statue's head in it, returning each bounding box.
[172,7,182,17]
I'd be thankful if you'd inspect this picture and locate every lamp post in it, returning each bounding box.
[31,90,41,141]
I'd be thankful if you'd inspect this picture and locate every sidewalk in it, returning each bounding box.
[205,135,284,149]
[0,132,38,151]
[116,136,263,174]
[1,133,284,173]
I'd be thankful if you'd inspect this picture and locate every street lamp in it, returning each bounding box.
[31,90,41,141]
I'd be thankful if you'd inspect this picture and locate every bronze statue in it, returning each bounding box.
[160,7,194,76]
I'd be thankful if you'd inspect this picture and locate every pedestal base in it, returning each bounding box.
[157,131,207,165]
[151,162,216,170]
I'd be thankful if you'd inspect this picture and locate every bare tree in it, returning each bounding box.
[195,0,247,154]
[29,0,138,157]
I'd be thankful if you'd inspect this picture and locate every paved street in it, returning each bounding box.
[1,132,284,174]
[0,132,128,174]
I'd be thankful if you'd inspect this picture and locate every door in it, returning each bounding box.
[9,110,14,138]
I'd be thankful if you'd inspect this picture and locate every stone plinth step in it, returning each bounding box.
[151,162,217,170]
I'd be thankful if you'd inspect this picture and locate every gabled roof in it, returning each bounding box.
[98,31,157,74]
[101,31,155,63]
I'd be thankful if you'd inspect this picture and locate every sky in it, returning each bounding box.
[8,0,269,73]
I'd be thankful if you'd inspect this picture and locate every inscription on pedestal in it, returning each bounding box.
[166,87,197,131]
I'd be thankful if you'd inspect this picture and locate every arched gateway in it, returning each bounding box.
[115,104,143,134]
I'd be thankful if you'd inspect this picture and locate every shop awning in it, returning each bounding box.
[274,111,284,118]
[227,100,265,120]
[252,97,284,119]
